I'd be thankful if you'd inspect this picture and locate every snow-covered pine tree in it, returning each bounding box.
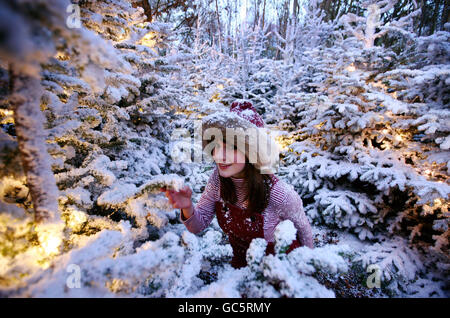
[340,0,421,49]
[0,0,105,270]
[275,0,449,267]
[0,0,191,291]
[42,0,197,241]
[367,23,450,262]
[0,0,142,279]
[337,0,449,256]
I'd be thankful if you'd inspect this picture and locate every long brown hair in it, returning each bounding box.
[219,162,273,214]
[202,125,274,214]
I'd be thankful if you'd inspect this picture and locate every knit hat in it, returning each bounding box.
[201,101,279,174]
[230,101,265,128]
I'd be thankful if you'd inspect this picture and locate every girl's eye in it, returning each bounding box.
[210,145,217,156]
[210,142,220,155]
[224,144,236,151]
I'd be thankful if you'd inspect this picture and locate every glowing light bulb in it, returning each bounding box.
[43,235,61,255]
[314,121,325,129]
[67,210,88,231]
[36,224,63,260]
[55,51,69,61]
[346,64,356,72]
[39,229,62,256]
[139,31,157,49]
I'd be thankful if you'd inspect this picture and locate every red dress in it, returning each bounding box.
[214,176,301,269]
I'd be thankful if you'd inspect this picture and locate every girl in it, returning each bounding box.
[162,101,313,269]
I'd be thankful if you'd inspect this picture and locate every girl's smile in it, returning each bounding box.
[218,163,232,170]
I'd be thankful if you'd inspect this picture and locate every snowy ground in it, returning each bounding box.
[0,197,447,298]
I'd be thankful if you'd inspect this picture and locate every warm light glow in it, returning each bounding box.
[314,121,326,129]
[107,278,130,293]
[38,225,63,257]
[210,92,220,102]
[0,109,13,116]
[346,64,356,72]
[42,235,61,255]
[275,136,287,151]
[0,109,14,125]
[139,31,157,48]
[217,84,224,90]
[382,129,389,134]
[395,135,402,142]
[372,81,388,90]
[55,51,70,61]
[275,135,294,151]
[116,29,129,42]
[136,22,149,28]
[67,210,88,231]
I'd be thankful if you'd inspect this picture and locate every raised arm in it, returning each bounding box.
[278,186,314,248]
[179,167,220,234]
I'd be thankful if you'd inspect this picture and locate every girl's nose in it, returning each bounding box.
[213,144,232,163]
[212,144,225,162]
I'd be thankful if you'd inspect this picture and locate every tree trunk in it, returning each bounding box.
[323,0,332,21]
[215,0,222,52]
[293,0,299,24]
[349,0,355,14]
[254,0,259,30]
[136,0,152,22]
[262,0,266,29]
[9,67,61,224]
[441,0,449,30]
[332,0,342,21]
[431,0,442,34]
[418,0,427,36]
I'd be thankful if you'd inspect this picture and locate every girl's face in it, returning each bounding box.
[212,140,246,178]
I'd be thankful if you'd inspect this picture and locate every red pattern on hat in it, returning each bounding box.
[230,101,265,128]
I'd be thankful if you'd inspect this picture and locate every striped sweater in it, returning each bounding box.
[180,167,314,248]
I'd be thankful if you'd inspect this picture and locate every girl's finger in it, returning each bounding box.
[179,186,191,195]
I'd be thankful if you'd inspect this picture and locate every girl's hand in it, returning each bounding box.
[160,185,193,210]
